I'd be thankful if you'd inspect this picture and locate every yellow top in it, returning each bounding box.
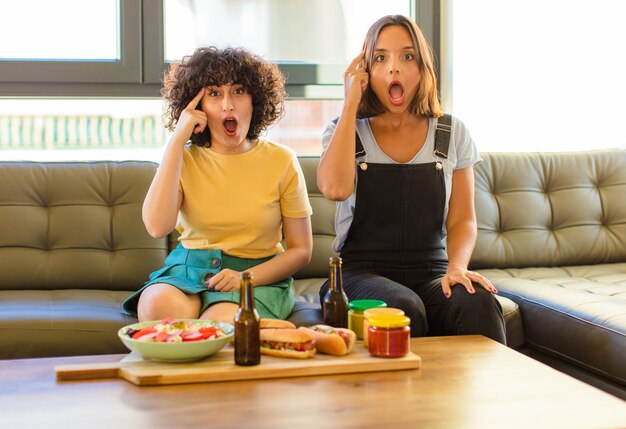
[176,139,312,258]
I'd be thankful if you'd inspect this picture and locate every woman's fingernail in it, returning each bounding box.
[445,291,451,298]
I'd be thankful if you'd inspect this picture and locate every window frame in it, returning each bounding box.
[0,0,148,96]
[0,0,437,99]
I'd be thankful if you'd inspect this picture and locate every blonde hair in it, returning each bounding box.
[357,15,443,119]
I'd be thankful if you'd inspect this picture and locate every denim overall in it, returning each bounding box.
[321,115,506,343]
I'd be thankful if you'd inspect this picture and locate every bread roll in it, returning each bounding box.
[260,318,296,329]
[260,328,316,359]
[299,325,356,356]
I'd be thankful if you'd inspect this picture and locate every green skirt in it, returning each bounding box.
[122,244,294,319]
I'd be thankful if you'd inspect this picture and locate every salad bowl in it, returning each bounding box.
[118,318,234,362]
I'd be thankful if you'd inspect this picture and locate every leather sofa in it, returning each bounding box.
[471,151,626,399]
[0,151,624,399]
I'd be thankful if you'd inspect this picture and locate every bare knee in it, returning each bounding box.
[200,302,239,324]
[137,283,201,322]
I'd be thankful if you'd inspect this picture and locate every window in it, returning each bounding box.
[165,0,410,64]
[0,0,142,89]
[0,0,119,60]
[0,1,424,160]
[163,0,412,96]
[449,0,626,152]
[0,99,165,161]
[0,0,416,96]
[0,98,342,161]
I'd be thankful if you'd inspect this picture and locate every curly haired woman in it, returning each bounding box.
[123,47,313,323]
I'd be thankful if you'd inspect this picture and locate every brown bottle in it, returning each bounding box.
[234,272,261,366]
[322,256,349,328]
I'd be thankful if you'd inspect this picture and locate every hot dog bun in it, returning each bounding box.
[298,325,356,356]
[260,318,296,329]
[260,328,316,359]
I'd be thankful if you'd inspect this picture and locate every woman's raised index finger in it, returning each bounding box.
[187,88,205,109]
[349,52,365,69]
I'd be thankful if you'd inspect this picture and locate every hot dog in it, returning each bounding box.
[260,328,316,359]
[260,318,296,329]
[298,325,356,356]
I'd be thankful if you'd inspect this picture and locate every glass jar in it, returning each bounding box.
[366,314,411,358]
[363,307,405,347]
[347,299,386,340]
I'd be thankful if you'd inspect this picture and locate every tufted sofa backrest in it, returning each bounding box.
[471,150,626,269]
[5,151,621,291]
[0,161,169,291]
[292,157,338,278]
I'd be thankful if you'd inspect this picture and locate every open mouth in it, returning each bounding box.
[223,117,238,136]
[388,81,405,106]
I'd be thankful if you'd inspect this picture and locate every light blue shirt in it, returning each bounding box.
[321,116,481,252]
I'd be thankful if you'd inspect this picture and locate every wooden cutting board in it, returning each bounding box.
[55,342,420,386]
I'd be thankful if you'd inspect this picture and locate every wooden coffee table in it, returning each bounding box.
[1,335,625,428]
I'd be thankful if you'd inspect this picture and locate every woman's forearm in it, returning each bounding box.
[142,132,187,238]
[248,216,313,285]
[245,246,312,286]
[445,220,477,270]
[317,103,359,201]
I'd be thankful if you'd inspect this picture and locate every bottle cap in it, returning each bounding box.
[348,299,387,312]
[366,314,411,329]
[329,256,342,265]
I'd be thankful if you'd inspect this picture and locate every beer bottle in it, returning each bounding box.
[234,272,261,366]
[323,256,349,328]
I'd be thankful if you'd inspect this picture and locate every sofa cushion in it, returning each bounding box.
[0,288,323,359]
[287,301,324,327]
[478,263,626,385]
[0,290,137,359]
[499,295,524,349]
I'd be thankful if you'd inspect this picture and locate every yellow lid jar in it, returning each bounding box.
[363,307,405,347]
[366,314,411,358]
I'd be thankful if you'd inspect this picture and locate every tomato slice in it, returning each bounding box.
[199,326,218,339]
[180,331,203,341]
[132,327,157,340]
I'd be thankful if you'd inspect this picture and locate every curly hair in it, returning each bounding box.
[161,46,286,147]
